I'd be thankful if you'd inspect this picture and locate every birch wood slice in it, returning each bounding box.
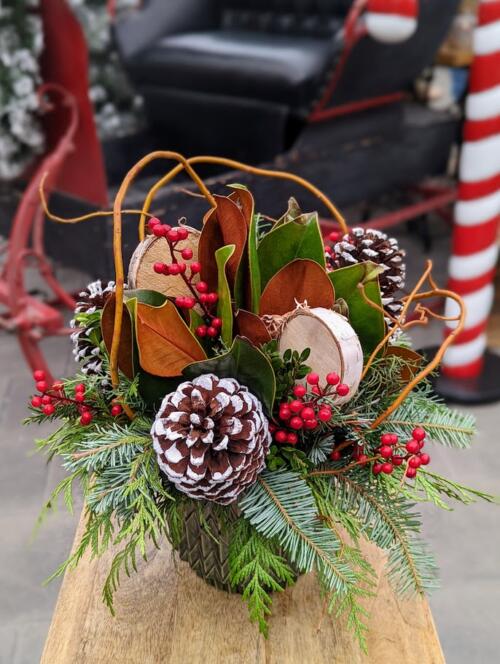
[278,307,363,403]
[41,511,445,664]
[128,226,200,300]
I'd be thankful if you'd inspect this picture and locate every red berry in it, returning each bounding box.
[392,455,404,466]
[293,385,307,398]
[390,434,399,445]
[168,263,181,276]
[326,372,340,386]
[289,400,303,414]
[412,427,426,442]
[418,439,425,449]
[372,463,383,475]
[419,453,430,466]
[406,467,417,479]
[382,462,394,474]
[379,445,393,459]
[180,247,193,260]
[41,395,52,405]
[306,373,319,385]
[75,383,85,394]
[286,433,298,445]
[289,416,303,430]
[153,262,165,274]
[43,403,55,416]
[196,325,207,338]
[330,450,341,461]
[304,418,318,430]
[196,281,208,293]
[206,292,218,304]
[31,396,42,408]
[275,430,287,443]
[153,224,167,237]
[111,404,123,417]
[318,408,332,422]
[300,406,315,421]
[211,317,222,328]
[311,385,321,395]
[406,440,420,454]
[74,392,85,403]
[328,231,342,243]
[408,456,421,469]
[147,217,160,230]
[380,433,393,446]
[279,407,291,421]
[36,381,48,393]
[33,369,46,382]
[206,326,218,338]
[167,229,179,243]
[336,384,350,397]
[358,454,368,465]
[190,262,202,274]
[80,411,93,426]
[199,293,209,303]
[177,228,189,240]
[184,297,196,309]
[177,262,187,274]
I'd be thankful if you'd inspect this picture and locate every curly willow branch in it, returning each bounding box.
[137,155,349,240]
[355,260,465,429]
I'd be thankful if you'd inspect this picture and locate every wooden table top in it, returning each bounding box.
[41,512,445,664]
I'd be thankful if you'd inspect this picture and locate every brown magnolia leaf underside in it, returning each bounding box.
[198,195,248,292]
[259,259,335,316]
[384,345,424,382]
[228,188,254,227]
[101,294,135,379]
[235,309,272,346]
[136,300,206,377]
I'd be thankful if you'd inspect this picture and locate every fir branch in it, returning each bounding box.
[382,394,475,449]
[240,470,371,647]
[333,471,439,596]
[228,520,295,637]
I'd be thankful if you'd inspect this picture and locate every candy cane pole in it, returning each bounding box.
[440,0,500,401]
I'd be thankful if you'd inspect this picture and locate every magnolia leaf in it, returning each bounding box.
[328,262,385,354]
[198,195,248,293]
[229,187,253,228]
[183,336,276,414]
[101,294,135,379]
[247,211,261,313]
[385,346,424,381]
[216,244,236,347]
[275,197,303,227]
[259,259,335,316]
[136,300,206,377]
[137,371,181,409]
[257,211,325,290]
[235,309,272,346]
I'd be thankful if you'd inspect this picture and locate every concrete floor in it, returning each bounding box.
[0,224,499,663]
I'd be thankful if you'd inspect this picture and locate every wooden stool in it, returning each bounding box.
[41,513,445,663]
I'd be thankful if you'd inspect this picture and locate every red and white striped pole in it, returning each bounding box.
[442,0,500,389]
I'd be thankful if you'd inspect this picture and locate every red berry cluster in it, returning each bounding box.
[372,427,430,478]
[29,370,122,426]
[271,372,349,445]
[148,217,220,339]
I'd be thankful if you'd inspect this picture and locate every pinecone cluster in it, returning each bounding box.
[152,374,271,505]
[70,280,116,380]
[327,227,406,320]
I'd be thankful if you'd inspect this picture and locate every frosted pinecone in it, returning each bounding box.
[327,227,406,322]
[152,374,271,505]
[70,280,116,380]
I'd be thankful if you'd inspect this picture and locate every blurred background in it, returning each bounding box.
[0,0,499,662]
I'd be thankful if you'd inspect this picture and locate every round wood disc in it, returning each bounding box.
[128,226,200,301]
[278,307,363,403]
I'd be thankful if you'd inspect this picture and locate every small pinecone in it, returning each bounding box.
[327,227,406,320]
[152,374,271,505]
[70,280,115,379]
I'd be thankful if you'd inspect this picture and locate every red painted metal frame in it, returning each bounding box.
[0,85,78,384]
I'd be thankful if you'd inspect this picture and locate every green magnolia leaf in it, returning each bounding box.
[248,213,261,313]
[124,289,167,307]
[183,336,276,414]
[328,262,385,354]
[257,212,325,290]
[137,371,181,410]
[215,244,235,347]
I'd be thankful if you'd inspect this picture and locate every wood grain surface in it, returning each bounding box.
[41,512,445,664]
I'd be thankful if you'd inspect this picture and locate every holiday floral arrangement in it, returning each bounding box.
[29,153,495,649]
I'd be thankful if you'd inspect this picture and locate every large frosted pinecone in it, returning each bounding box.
[151,374,271,505]
[70,279,115,379]
[327,227,406,320]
